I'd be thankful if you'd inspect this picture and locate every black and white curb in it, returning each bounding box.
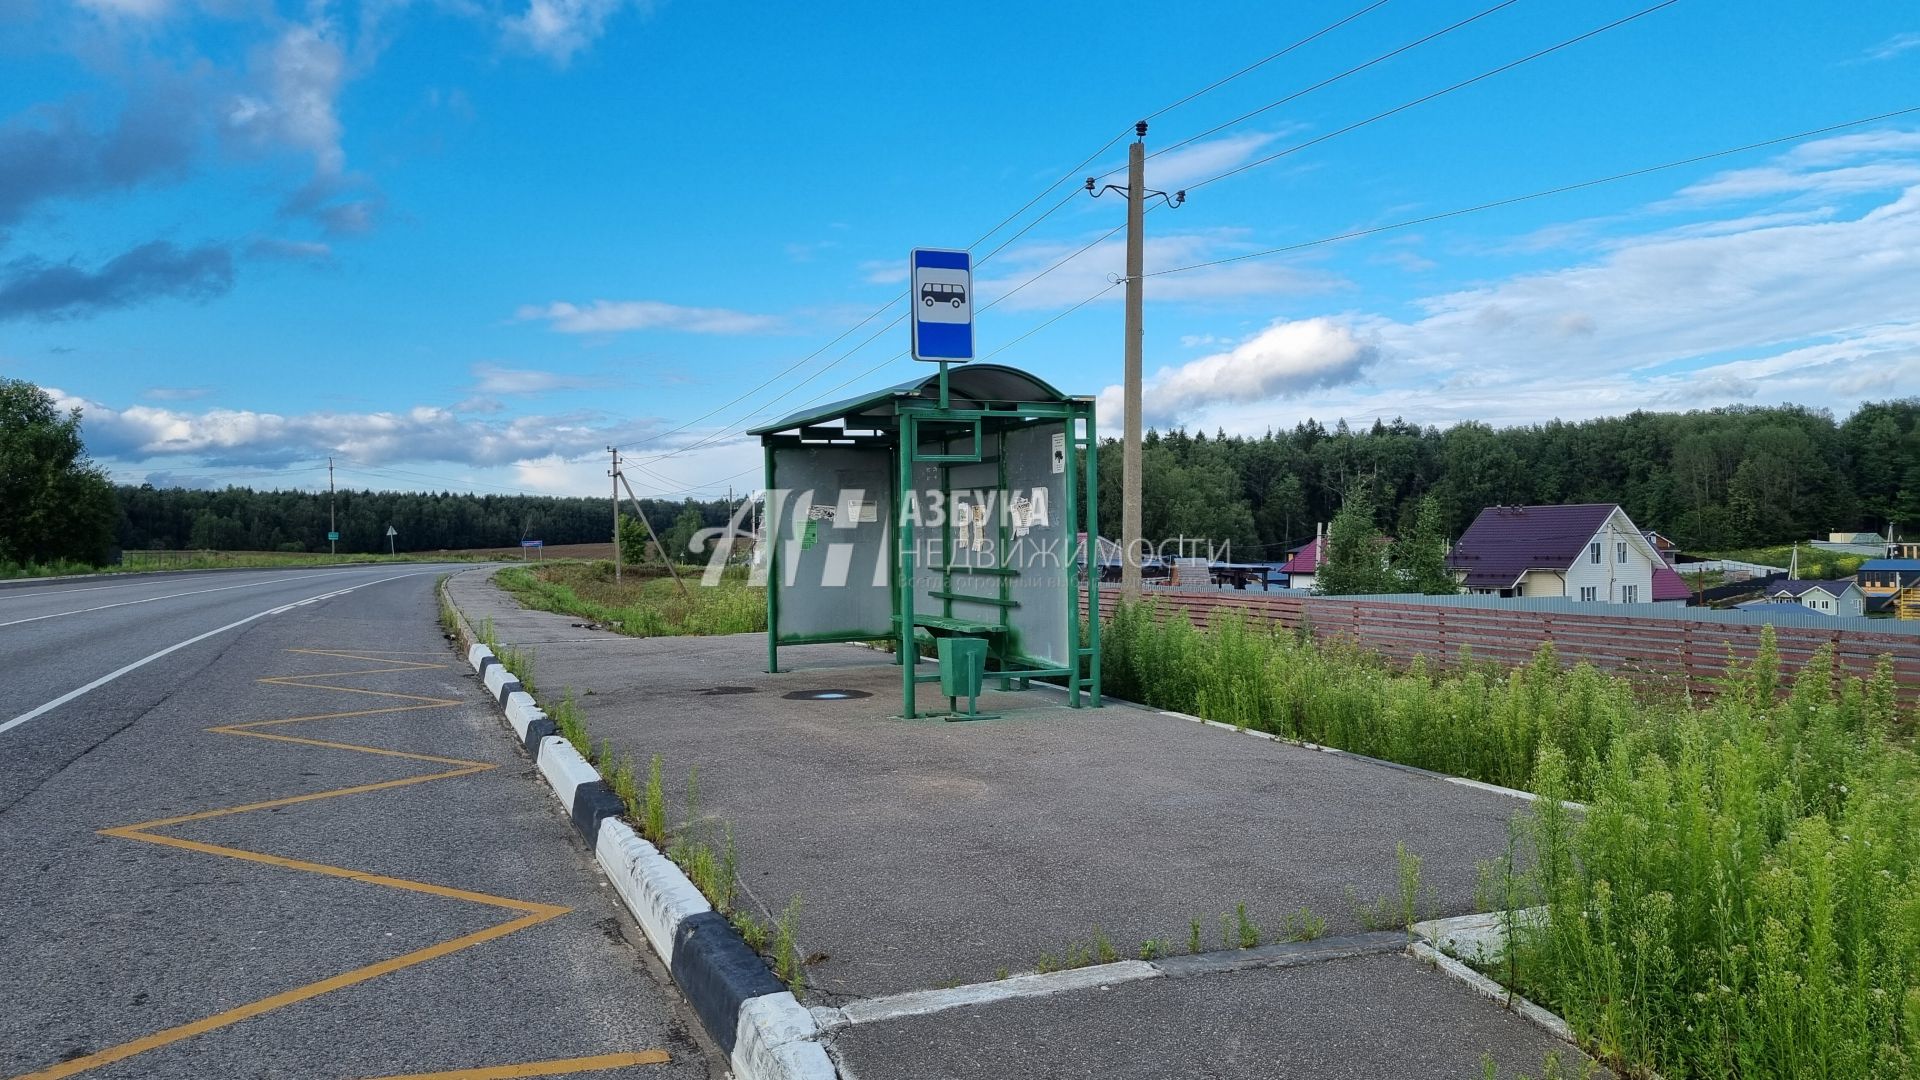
[451,626,836,1079]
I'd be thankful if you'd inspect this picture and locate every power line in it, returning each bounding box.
[1186,0,1685,192]
[981,281,1124,361]
[619,138,1131,472]
[616,5,1421,467]
[1146,105,1920,278]
[626,2,1668,472]
[1142,0,1397,124]
[1143,0,1524,166]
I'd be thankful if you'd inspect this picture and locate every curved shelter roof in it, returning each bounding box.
[748,364,1076,437]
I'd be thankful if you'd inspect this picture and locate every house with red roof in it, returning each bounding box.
[1446,503,1672,604]
[1276,535,1323,591]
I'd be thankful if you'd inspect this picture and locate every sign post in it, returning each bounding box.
[385,524,398,556]
[521,539,544,561]
[910,248,974,409]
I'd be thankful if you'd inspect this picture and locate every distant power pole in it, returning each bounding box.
[609,446,622,584]
[1087,121,1183,600]
[328,456,336,556]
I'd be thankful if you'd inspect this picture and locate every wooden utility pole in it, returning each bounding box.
[1120,123,1147,599]
[609,446,622,584]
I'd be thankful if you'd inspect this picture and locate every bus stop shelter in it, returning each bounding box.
[749,363,1101,718]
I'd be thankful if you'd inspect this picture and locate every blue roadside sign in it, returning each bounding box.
[910,248,973,362]
[521,539,543,548]
[327,531,340,541]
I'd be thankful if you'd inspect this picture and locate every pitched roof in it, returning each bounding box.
[1652,562,1692,601]
[1737,601,1818,615]
[1278,537,1322,574]
[1767,579,1858,599]
[1444,504,1626,589]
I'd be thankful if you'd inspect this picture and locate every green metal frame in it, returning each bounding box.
[756,362,1100,718]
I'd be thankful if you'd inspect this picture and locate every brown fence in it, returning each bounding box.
[1093,591,1920,699]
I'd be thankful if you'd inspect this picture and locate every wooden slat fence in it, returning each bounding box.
[1092,591,1920,700]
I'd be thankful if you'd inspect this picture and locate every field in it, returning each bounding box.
[1103,599,1920,1079]
[1698,544,1874,579]
[0,544,620,581]
[494,560,763,637]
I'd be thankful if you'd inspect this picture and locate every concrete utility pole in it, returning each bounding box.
[1121,124,1147,599]
[328,456,336,556]
[609,446,622,584]
[1087,122,1182,601]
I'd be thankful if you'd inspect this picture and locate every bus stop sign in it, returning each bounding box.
[910,248,973,362]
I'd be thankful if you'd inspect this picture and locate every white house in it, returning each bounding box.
[1757,579,1865,617]
[1446,503,1663,603]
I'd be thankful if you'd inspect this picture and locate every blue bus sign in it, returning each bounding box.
[910,248,973,362]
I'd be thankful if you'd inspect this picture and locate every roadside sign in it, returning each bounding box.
[386,526,398,538]
[520,540,543,548]
[910,248,973,362]
[327,531,340,541]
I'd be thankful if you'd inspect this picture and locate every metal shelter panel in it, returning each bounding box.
[911,437,1005,638]
[767,444,893,644]
[1002,420,1072,668]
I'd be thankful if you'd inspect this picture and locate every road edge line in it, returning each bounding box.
[439,569,837,1080]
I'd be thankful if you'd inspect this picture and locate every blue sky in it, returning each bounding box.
[2,0,1917,500]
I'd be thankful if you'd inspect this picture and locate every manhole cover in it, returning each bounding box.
[782,689,873,701]
[699,686,761,696]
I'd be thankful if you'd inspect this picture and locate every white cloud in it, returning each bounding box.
[1864,31,1920,62]
[1134,136,1920,435]
[1098,318,1377,427]
[518,299,783,335]
[225,21,348,176]
[1673,127,1920,205]
[50,389,666,469]
[502,0,637,64]
[861,260,908,285]
[75,0,171,17]
[978,230,1341,312]
[1143,130,1288,191]
[469,362,611,394]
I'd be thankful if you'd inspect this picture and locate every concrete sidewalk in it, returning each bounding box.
[451,569,1602,1079]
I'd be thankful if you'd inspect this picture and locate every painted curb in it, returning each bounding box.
[596,819,712,966]
[440,570,836,1080]
[1155,709,1588,811]
[482,663,522,706]
[1404,909,1630,1072]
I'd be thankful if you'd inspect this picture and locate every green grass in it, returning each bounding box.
[496,561,764,637]
[1699,544,1873,579]
[0,558,101,579]
[1,548,503,581]
[1103,599,1656,798]
[1105,600,1919,1079]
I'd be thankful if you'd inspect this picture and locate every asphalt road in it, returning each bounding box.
[0,566,715,1080]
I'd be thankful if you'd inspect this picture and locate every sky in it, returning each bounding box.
[1,0,1917,502]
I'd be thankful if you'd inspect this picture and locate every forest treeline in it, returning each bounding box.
[92,398,1920,559]
[1092,399,1920,557]
[115,485,736,555]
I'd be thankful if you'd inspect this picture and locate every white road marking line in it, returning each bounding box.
[0,568,370,628]
[0,571,300,602]
[0,571,433,737]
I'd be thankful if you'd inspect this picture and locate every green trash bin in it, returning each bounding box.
[936,636,988,707]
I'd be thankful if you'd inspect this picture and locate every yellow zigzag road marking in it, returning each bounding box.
[359,1051,674,1079]
[16,649,665,1080]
